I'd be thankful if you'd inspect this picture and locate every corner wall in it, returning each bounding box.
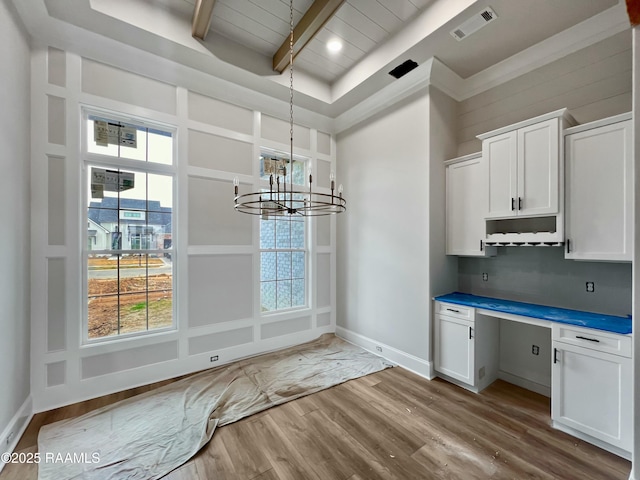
[336,86,457,376]
[0,0,31,454]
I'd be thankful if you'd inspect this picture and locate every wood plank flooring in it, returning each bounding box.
[0,367,631,480]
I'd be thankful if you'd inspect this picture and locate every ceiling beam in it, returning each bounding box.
[192,0,217,40]
[272,0,345,73]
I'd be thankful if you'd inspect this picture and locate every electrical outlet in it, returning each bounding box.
[210,355,219,362]
[6,431,14,445]
[376,346,382,352]
[531,345,540,356]
[586,281,595,293]
[482,273,488,281]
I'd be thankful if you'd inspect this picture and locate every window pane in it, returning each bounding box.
[260,219,275,249]
[147,129,173,165]
[277,280,292,309]
[292,279,305,307]
[86,117,173,166]
[87,119,119,157]
[87,253,172,338]
[277,252,291,280]
[261,252,276,281]
[292,252,305,279]
[276,219,291,248]
[291,220,304,249]
[261,281,276,312]
[88,253,119,338]
[119,129,147,161]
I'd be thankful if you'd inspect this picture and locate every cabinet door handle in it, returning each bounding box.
[518,197,522,210]
[469,326,473,339]
[553,348,559,364]
[480,240,483,251]
[566,239,571,254]
[576,335,600,343]
[446,308,460,313]
[511,198,515,211]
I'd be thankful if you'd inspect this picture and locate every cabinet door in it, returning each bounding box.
[434,314,474,385]
[446,156,489,256]
[517,118,559,216]
[551,342,632,452]
[484,131,517,219]
[565,120,632,261]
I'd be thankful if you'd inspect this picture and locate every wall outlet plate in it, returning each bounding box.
[210,355,219,362]
[586,281,595,293]
[482,273,488,281]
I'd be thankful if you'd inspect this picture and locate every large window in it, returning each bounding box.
[83,111,175,341]
[259,151,307,313]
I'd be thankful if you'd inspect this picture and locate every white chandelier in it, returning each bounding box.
[233,0,346,217]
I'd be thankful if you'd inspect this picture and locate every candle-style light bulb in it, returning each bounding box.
[233,177,239,195]
[338,184,343,197]
[308,165,313,186]
[330,171,335,191]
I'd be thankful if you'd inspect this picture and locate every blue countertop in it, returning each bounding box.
[434,292,632,335]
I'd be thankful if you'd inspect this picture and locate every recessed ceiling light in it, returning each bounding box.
[327,39,342,53]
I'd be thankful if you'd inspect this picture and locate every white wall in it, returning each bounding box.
[336,86,457,376]
[0,0,31,447]
[632,24,639,480]
[457,30,632,156]
[30,45,337,411]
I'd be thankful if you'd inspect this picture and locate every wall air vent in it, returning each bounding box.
[388,59,418,79]
[450,6,498,41]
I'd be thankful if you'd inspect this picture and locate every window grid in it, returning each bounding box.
[84,111,175,342]
[259,153,308,314]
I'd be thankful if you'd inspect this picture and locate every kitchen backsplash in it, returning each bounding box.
[458,247,632,317]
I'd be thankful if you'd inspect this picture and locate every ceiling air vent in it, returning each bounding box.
[450,6,498,41]
[388,59,418,79]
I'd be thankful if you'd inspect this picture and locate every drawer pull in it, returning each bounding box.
[446,308,460,313]
[553,348,559,364]
[518,197,522,210]
[576,335,600,343]
[511,198,515,211]
[469,327,473,339]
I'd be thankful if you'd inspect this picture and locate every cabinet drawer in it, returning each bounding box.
[552,324,631,358]
[436,302,474,321]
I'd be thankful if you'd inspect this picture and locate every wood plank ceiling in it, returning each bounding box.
[196,0,435,82]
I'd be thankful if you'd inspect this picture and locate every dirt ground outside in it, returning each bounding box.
[88,267,173,339]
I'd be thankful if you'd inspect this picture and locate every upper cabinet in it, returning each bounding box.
[478,109,575,220]
[564,114,632,262]
[445,153,496,257]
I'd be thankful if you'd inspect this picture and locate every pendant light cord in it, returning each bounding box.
[289,0,294,213]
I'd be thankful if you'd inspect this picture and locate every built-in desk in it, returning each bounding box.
[433,292,632,459]
[434,292,632,334]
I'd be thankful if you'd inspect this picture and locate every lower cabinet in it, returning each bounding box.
[434,302,499,392]
[434,313,474,385]
[551,325,632,457]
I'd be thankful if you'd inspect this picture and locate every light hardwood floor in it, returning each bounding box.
[0,367,632,480]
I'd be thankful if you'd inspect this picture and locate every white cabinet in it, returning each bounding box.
[564,114,632,262]
[434,302,498,392]
[434,310,474,385]
[479,109,573,220]
[445,153,496,256]
[551,324,632,457]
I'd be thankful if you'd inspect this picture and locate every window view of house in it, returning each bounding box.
[84,115,175,340]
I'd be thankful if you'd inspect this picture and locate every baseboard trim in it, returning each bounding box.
[498,370,550,398]
[0,395,34,473]
[335,326,434,380]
